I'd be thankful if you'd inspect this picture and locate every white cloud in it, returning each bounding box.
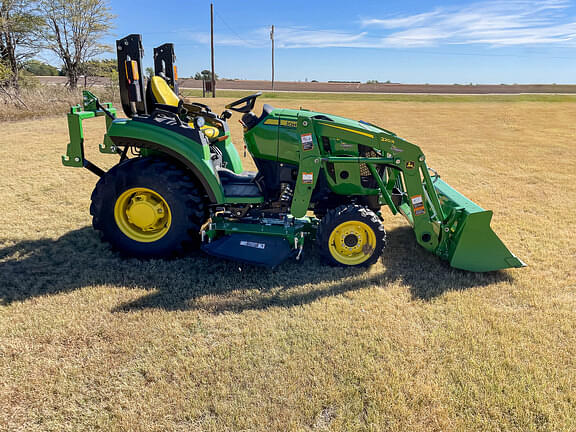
[271,28,369,48]
[362,12,440,29]
[182,31,262,47]
[184,1,576,49]
[363,0,576,47]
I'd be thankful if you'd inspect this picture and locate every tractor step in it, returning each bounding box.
[218,168,262,198]
[222,183,262,198]
[202,234,296,268]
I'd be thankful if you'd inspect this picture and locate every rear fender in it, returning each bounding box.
[215,135,243,174]
[107,119,225,203]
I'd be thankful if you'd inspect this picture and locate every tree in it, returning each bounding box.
[0,59,11,85]
[194,69,218,81]
[23,59,59,76]
[39,0,114,89]
[145,66,153,79]
[81,58,116,76]
[77,58,116,88]
[0,0,43,89]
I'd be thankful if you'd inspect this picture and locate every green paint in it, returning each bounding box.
[433,178,525,271]
[106,119,225,203]
[206,216,316,248]
[63,90,525,272]
[215,136,243,173]
[62,91,117,167]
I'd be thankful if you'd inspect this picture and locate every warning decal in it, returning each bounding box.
[411,195,426,216]
[301,133,314,151]
[302,172,314,184]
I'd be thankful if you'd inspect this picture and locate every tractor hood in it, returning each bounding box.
[270,108,389,135]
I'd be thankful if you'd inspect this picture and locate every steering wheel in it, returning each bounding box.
[225,92,262,113]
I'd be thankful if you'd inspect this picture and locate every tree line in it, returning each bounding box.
[0,0,113,91]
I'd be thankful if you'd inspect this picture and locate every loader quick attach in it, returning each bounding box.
[62,34,525,272]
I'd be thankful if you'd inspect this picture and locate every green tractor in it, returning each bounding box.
[63,34,525,271]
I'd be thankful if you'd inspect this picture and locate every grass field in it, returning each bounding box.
[183,89,576,103]
[1,94,575,431]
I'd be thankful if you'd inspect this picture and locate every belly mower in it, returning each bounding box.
[62,34,525,271]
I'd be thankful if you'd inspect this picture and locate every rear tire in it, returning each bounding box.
[316,205,386,267]
[90,157,207,258]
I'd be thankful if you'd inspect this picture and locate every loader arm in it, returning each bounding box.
[311,113,523,271]
[360,132,524,272]
[320,133,445,254]
[259,110,525,272]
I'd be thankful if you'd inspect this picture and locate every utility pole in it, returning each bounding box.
[270,25,275,90]
[210,3,216,97]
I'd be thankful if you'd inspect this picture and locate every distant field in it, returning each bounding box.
[1,95,575,431]
[183,89,576,103]
[38,76,576,95]
[178,79,576,95]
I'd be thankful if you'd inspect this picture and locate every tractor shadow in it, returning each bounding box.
[0,226,514,312]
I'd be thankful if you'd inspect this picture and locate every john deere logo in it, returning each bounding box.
[406,161,415,169]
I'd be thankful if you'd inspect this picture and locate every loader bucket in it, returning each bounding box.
[433,178,526,272]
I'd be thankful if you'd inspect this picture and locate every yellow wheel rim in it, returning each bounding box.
[114,187,172,243]
[328,221,377,266]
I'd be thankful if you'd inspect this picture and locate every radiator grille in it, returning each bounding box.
[359,145,383,188]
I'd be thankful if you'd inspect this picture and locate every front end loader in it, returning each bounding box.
[62,34,525,271]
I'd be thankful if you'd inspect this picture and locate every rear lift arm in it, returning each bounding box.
[62,91,117,177]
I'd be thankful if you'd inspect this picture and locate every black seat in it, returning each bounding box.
[145,76,221,139]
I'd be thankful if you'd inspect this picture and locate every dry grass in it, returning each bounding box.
[0,84,119,122]
[183,89,576,103]
[0,95,575,431]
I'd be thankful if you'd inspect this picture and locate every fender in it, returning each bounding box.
[106,118,225,203]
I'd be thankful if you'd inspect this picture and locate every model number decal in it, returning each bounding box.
[280,120,297,128]
[263,119,297,128]
[240,241,266,249]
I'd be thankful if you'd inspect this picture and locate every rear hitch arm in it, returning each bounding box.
[62,91,118,177]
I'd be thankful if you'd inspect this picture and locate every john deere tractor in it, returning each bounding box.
[62,34,525,271]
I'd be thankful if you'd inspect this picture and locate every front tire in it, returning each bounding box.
[317,205,386,267]
[90,157,207,258]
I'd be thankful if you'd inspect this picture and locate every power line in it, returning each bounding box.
[106,27,575,60]
[214,9,261,48]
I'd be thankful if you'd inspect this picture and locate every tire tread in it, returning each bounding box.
[316,204,386,267]
[90,157,206,258]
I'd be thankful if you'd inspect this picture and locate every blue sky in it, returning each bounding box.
[103,0,576,83]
